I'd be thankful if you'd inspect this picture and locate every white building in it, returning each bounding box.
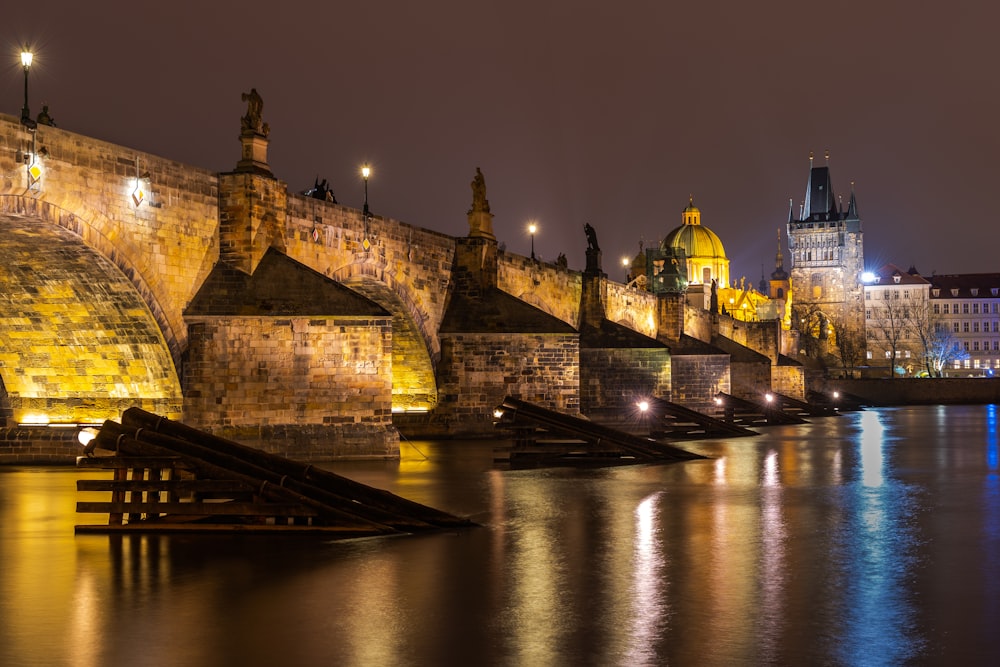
[863,264,930,376]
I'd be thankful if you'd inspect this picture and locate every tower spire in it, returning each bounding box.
[846,180,859,219]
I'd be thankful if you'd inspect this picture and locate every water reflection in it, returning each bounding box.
[4,407,1000,665]
[835,409,922,666]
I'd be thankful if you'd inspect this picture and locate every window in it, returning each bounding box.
[974,322,980,333]
[965,359,972,369]
[867,350,873,359]
[994,322,999,333]
[865,309,872,320]
[885,350,892,359]
[963,303,970,314]
[995,340,1000,351]
[943,304,950,314]
[964,342,970,351]
[893,291,900,300]
[974,304,980,314]
[933,304,940,314]
[974,342,980,352]
[986,341,992,351]
[964,322,970,333]
[972,288,980,296]
[954,322,960,333]
[954,360,961,369]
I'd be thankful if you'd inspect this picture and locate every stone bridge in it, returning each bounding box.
[2,108,704,459]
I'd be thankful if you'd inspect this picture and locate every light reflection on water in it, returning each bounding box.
[3,405,1000,665]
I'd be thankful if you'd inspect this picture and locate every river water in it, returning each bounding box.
[1,405,998,666]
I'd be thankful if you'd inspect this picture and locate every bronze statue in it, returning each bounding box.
[584,223,600,251]
[470,167,490,213]
[241,88,269,136]
[36,105,55,127]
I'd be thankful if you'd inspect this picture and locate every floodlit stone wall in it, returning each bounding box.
[183,316,397,459]
[436,333,579,435]
[580,348,672,411]
[670,355,731,413]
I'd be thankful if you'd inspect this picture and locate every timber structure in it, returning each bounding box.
[75,408,475,536]
[493,396,705,467]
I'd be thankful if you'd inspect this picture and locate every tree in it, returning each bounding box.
[828,314,866,377]
[905,300,965,377]
[866,291,914,377]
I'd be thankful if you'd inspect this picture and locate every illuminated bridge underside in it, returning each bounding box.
[341,278,437,411]
[0,214,181,424]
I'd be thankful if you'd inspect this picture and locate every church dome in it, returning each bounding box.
[661,223,727,260]
[660,197,730,286]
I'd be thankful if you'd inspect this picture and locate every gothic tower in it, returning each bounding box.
[786,152,865,351]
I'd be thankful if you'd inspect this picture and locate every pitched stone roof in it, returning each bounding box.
[185,247,388,317]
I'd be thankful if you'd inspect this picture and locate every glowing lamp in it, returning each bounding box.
[861,271,876,283]
[637,400,649,413]
[765,393,774,403]
[493,409,504,419]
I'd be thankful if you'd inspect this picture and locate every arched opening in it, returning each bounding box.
[0,215,181,424]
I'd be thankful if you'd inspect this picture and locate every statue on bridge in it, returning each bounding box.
[469,167,490,214]
[584,223,600,252]
[241,88,270,137]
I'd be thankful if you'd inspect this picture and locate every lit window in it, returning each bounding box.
[867,350,873,359]
[965,359,972,368]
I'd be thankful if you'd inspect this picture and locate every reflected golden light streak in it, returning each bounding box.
[625,493,667,664]
[859,410,886,487]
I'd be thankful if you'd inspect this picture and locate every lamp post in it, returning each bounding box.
[361,165,371,217]
[20,50,34,128]
[622,256,630,282]
[528,222,537,260]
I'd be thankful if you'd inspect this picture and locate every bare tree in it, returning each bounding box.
[866,291,914,377]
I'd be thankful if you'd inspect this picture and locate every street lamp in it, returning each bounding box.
[361,165,371,217]
[528,221,537,259]
[20,49,35,128]
[622,256,630,282]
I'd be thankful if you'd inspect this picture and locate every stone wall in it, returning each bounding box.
[436,333,580,435]
[773,365,805,400]
[580,348,672,411]
[182,316,397,459]
[730,360,771,400]
[498,253,582,328]
[670,355,731,413]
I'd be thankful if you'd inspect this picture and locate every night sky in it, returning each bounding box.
[6,2,998,280]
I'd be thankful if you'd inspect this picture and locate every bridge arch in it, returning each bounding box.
[330,259,439,411]
[0,195,184,370]
[0,210,182,424]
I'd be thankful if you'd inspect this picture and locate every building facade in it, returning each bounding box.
[928,274,1000,377]
[863,264,930,376]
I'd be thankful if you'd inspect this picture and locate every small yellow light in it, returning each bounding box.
[361,166,371,179]
[21,51,33,68]
[637,401,649,413]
